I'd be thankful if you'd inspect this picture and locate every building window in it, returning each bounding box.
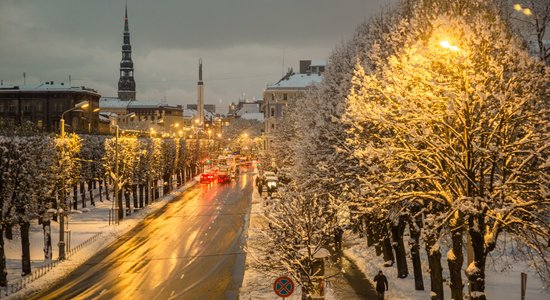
[283,93,287,100]
[271,124,275,130]
[271,94,275,101]
[270,108,275,117]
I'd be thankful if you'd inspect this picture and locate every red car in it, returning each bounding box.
[200,172,216,183]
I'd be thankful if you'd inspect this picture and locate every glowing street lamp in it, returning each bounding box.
[439,40,460,52]
[60,101,89,136]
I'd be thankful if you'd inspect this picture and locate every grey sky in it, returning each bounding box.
[0,0,391,112]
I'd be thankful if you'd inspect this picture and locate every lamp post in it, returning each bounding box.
[60,101,89,136]
[111,112,136,224]
[57,100,88,260]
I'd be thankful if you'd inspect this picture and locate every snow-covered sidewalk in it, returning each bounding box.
[344,234,549,299]
[2,179,197,299]
[239,172,371,300]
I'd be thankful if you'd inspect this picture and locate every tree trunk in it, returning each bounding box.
[117,190,124,221]
[80,181,86,208]
[98,180,103,202]
[88,180,95,206]
[0,225,8,286]
[20,222,32,276]
[4,225,13,240]
[425,233,444,300]
[42,216,52,262]
[177,170,182,186]
[105,177,110,201]
[391,218,408,278]
[467,216,489,300]
[146,181,151,205]
[139,184,144,208]
[72,184,78,210]
[132,184,138,210]
[408,215,424,290]
[448,217,464,300]
[154,180,160,200]
[381,235,394,266]
[124,188,131,216]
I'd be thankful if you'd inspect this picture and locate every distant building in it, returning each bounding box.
[186,104,216,114]
[263,59,325,151]
[0,81,101,134]
[99,97,183,135]
[228,99,263,118]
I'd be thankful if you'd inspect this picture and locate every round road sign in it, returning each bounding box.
[273,276,294,298]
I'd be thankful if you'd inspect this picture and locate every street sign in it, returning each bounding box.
[274,276,294,298]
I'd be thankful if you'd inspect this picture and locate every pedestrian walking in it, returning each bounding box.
[373,270,389,300]
[257,175,264,196]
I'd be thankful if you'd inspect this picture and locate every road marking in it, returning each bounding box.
[99,289,108,295]
[170,290,175,296]
[180,274,185,279]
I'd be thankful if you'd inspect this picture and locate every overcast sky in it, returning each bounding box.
[0,0,392,112]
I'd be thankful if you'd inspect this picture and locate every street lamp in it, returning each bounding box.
[112,112,135,224]
[60,101,89,136]
[57,100,89,260]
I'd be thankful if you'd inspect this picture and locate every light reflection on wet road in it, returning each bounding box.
[31,170,253,300]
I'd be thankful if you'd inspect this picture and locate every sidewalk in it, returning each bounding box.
[2,178,197,299]
[239,172,374,299]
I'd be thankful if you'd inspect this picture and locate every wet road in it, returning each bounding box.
[30,170,253,300]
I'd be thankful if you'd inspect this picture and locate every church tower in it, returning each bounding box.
[197,59,205,126]
[118,4,136,101]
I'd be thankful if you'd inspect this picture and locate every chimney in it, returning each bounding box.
[299,60,311,74]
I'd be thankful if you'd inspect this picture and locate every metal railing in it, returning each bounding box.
[0,231,105,298]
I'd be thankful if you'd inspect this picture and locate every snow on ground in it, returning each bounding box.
[345,235,549,300]
[3,179,197,299]
[239,170,307,300]
[239,167,341,300]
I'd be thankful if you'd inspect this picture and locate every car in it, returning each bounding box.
[200,171,216,183]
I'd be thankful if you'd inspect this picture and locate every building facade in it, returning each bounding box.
[99,97,183,135]
[262,60,325,151]
[0,82,101,134]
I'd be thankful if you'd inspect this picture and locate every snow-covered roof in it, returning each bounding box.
[99,97,176,109]
[267,73,323,90]
[310,60,326,67]
[183,108,216,120]
[240,112,264,122]
[0,82,99,95]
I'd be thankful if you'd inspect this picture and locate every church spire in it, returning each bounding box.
[118,2,136,101]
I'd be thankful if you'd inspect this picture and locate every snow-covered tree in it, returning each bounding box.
[346,2,550,299]
[160,138,177,194]
[254,183,338,298]
[104,136,139,220]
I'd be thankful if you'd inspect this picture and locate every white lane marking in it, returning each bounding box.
[170,290,175,296]
[180,274,185,279]
[99,289,108,295]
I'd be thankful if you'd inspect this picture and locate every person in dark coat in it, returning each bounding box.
[256,175,263,196]
[373,270,388,300]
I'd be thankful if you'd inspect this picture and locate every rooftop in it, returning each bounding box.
[266,73,323,90]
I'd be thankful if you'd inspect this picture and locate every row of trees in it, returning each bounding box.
[0,128,208,287]
[262,1,549,299]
